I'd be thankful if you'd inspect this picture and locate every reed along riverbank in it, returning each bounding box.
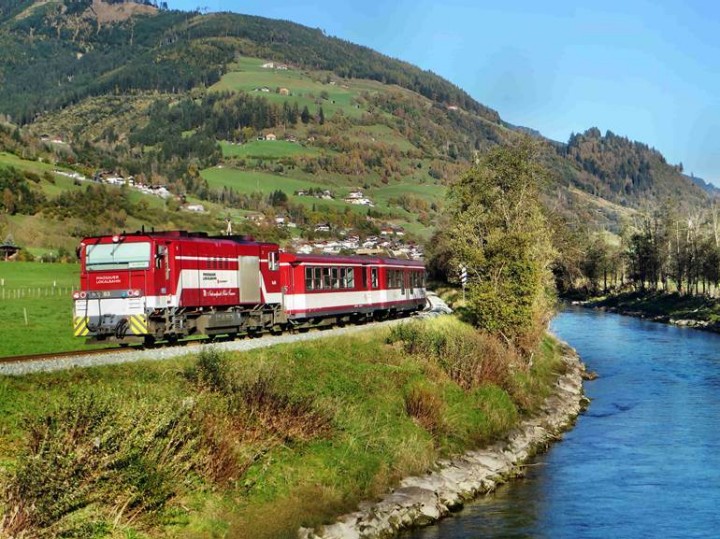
[0,316,572,539]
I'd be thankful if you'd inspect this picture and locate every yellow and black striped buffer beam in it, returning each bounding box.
[128,315,148,335]
[73,317,90,337]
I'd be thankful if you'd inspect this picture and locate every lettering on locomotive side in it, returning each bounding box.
[202,289,237,298]
[94,275,121,285]
[202,272,217,281]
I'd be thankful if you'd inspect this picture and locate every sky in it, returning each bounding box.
[168,0,720,184]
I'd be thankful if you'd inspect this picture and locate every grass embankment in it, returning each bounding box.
[585,290,720,325]
[0,317,567,538]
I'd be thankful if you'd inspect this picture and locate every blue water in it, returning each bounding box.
[403,307,720,538]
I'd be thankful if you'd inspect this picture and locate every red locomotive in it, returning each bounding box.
[73,230,426,344]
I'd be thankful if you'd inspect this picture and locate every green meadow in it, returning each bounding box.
[220,140,322,159]
[0,262,84,357]
[210,57,382,119]
[201,167,326,194]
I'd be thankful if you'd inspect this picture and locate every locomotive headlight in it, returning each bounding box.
[73,291,80,300]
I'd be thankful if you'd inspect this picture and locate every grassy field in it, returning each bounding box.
[200,166,408,220]
[0,151,57,174]
[0,261,78,288]
[346,125,420,153]
[201,167,327,194]
[220,140,322,159]
[0,262,84,357]
[371,183,446,206]
[209,57,384,119]
[0,316,567,538]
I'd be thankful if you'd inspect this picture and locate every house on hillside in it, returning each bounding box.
[261,62,275,69]
[344,190,374,206]
[265,133,277,141]
[0,235,20,261]
[279,87,290,96]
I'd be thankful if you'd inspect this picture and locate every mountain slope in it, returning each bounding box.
[0,0,712,253]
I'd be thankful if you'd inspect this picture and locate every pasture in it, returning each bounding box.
[0,151,93,200]
[346,125,420,153]
[220,140,322,159]
[209,56,378,119]
[200,166,399,217]
[0,262,86,357]
[201,167,326,194]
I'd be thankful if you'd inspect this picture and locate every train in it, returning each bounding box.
[72,230,427,344]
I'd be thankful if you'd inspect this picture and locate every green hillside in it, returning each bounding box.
[0,0,712,256]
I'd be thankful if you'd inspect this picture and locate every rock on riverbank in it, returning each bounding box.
[299,347,587,539]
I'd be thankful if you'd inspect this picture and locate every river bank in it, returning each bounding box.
[300,345,588,539]
[0,316,578,539]
[580,290,720,332]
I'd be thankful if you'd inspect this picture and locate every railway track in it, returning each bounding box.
[0,338,210,366]
[0,320,405,376]
[0,347,132,365]
[0,305,446,377]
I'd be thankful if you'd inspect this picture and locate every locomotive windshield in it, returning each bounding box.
[85,242,151,271]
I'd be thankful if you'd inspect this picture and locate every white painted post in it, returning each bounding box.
[23,308,28,325]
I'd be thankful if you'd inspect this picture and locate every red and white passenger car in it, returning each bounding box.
[73,230,426,343]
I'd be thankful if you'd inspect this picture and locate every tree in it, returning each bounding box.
[446,138,555,352]
[2,188,16,215]
[300,105,311,124]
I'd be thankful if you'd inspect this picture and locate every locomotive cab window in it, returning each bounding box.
[269,251,279,271]
[86,242,151,271]
[371,268,379,288]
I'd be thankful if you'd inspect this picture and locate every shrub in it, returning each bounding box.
[1,390,200,537]
[404,381,445,438]
[232,370,331,444]
[184,347,230,392]
[388,318,515,390]
[185,357,332,486]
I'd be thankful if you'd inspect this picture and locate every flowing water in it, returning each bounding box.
[403,307,720,538]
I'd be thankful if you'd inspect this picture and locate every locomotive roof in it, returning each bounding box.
[281,252,424,267]
[81,230,277,247]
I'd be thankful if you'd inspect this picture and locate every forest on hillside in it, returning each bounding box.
[0,2,496,125]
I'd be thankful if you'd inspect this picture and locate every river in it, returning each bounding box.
[402,307,720,538]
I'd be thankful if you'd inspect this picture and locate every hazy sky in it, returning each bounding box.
[168,0,720,184]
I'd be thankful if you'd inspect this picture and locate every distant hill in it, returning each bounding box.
[553,128,708,210]
[0,0,713,253]
[686,174,720,198]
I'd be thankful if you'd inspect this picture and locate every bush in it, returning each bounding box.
[388,318,515,390]
[404,381,445,438]
[184,347,230,392]
[1,390,200,537]
[185,353,331,485]
[225,365,331,445]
